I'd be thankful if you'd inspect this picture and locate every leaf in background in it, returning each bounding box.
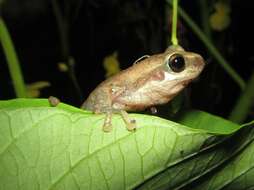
[103,51,121,78]
[182,125,254,190]
[0,99,251,190]
[137,112,254,190]
[177,110,241,134]
[26,81,51,98]
[209,1,231,31]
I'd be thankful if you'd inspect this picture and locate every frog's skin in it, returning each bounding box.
[82,45,205,132]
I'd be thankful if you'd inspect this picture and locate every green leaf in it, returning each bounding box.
[177,110,241,134]
[137,123,254,190]
[0,99,251,190]
[195,143,254,190]
[182,126,254,190]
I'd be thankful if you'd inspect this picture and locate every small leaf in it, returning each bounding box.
[103,51,121,78]
[26,81,51,98]
[209,1,231,31]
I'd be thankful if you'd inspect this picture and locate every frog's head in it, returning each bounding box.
[110,45,205,110]
[163,45,205,83]
[146,45,205,102]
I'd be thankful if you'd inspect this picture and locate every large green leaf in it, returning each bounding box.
[0,99,252,190]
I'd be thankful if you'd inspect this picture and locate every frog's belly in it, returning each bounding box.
[113,84,181,111]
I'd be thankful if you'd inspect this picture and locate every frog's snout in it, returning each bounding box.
[192,54,205,72]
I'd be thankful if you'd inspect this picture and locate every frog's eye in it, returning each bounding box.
[167,53,185,72]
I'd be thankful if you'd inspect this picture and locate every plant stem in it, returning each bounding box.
[51,0,69,60]
[229,72,254,123]
[171,0,178,45]
[0,17,27,97]
[166,0,246,90]
[198,0,212,39]
[51,0,83,101]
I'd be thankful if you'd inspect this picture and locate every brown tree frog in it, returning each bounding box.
[81,45,205,132]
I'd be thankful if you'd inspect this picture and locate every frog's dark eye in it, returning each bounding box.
[167,54,185,72]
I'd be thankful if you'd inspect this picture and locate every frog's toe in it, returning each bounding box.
[103,123,113,132]
[126,119,136,131]
[120,110,136,131]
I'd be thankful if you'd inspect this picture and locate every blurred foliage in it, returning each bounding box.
[229,72,254,123]
[58,62,69,72]
[210,1,231,31]
[26,81,50,97]
[103,51,120,78]
[0,17,27,97]
[0,0,48,19]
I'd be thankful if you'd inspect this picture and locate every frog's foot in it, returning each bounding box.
[103,112,113,132]
[120,110,136,131]
[48,96,60,107]
[150,106,158,114]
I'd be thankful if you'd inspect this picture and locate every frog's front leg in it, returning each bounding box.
[103,111,113,132]
[83,86,137,132]
[119,110,136,131]
[102,110,136,132]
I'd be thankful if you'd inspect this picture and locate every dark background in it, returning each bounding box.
[0,0,253,119]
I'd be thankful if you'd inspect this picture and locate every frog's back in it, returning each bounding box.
[82,53,165,112]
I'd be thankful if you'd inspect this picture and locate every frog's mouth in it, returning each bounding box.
[181,79,192,87]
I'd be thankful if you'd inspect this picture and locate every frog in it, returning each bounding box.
[81,45,205,132]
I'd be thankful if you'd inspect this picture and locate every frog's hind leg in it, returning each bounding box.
[119,110,136,131]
